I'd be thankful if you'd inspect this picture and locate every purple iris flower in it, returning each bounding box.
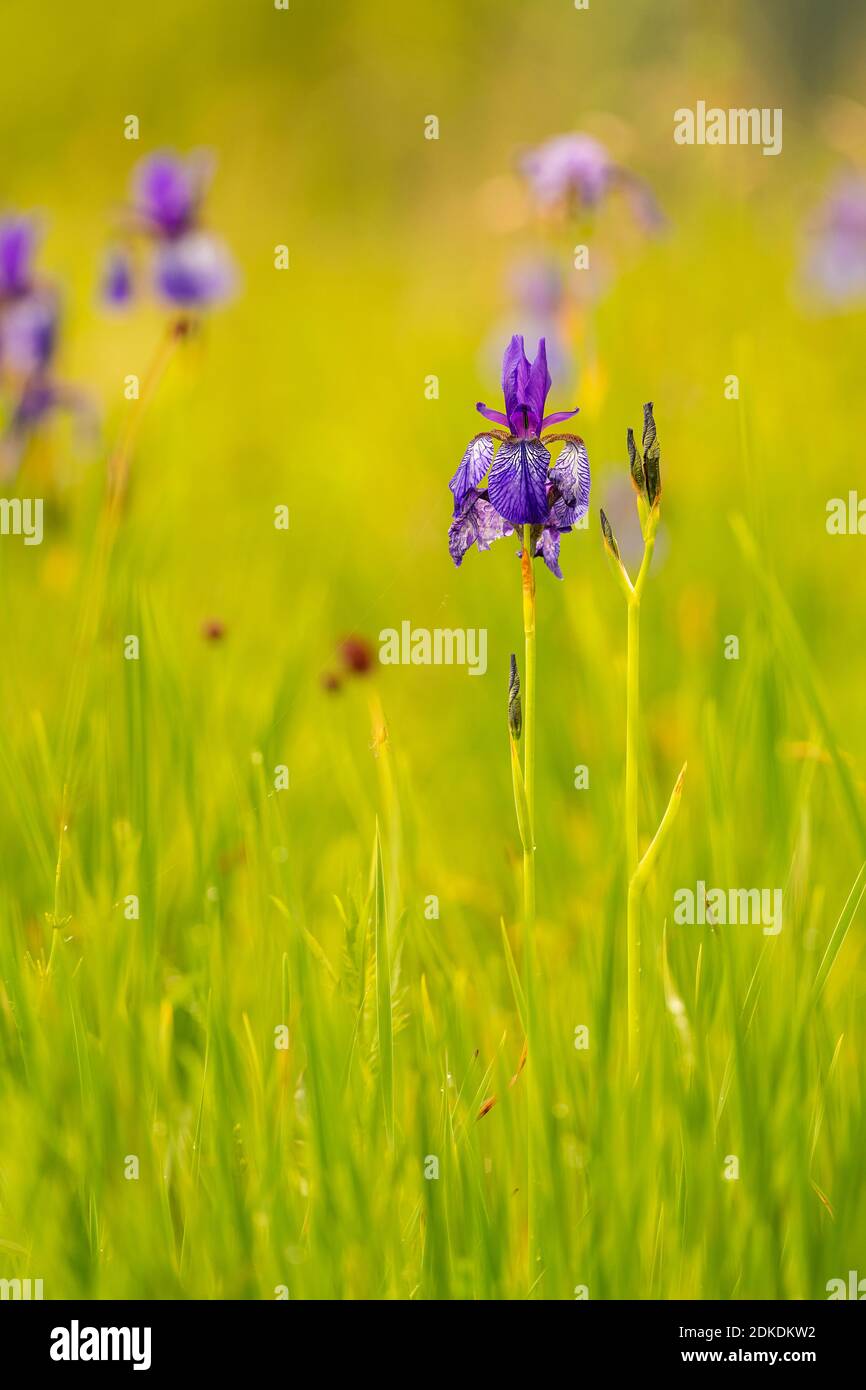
[521,132,664,231]
[0,216,38,300]
[449,335,590,577]
[132,151,212,238]
[0,247,92,480]
[522,134,613,209]
[153,231,236,308]
[0,290,58,374]
[0,282,91,478]
[803,176,866,306]
[105,150,236,311]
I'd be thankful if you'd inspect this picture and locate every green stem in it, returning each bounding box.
[626,595,640,1076]
[624,525,656,1078]
[520,526,538,1290]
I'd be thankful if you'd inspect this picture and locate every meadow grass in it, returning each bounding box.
[0,0,865,1303]
[1,458,864,1300]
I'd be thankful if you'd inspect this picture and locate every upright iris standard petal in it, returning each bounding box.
[449,432,496,511]
[133,152,209,237]
[0,217,38,299]
[548,437,591,525]
[503,336,552,437]
[501,333,530,425]
[448,488,515,567]
[154,232,236,308]
[524,338,551,433]
[487,436,550,525]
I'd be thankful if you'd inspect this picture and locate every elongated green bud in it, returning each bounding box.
[642,401,661,507]
[599,507,621,561]
[627,426,645,496]
[508,653,522,740]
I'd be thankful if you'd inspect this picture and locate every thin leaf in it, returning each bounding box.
[373,822,394,1145]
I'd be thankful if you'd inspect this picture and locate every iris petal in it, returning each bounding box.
[449,433,496,511]
[103,250,134,307]
[501,334,531,423]
[133,152,212,237]
[487,437,550,525]
[475,402,509,428]
[448,488,514,567]
[548,436,591,524]
[153,232,236,308]
[0,217,38,298]
[535,527,563,579]
[541,407,580,430]
[524,338,551,433]
[0,291,58,374]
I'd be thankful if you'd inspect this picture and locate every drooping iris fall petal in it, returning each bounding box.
[0,290,58,374]
[448,488,515,567]
[102,249,134,307]
[449,432,496,512]
[154,232,236,308]
[548,436,591,526]
[487,436,550,525]
[535,526,563,579]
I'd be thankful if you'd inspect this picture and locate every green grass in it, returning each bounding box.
[1,0,866,1302]
[1,474,864,1299]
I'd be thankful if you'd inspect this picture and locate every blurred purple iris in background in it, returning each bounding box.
[802,175,866,307]
[449,335,590,578]
[104,150,236,311]
[0,215,89,478]
[521,132,664,231]
[0,216,39,300]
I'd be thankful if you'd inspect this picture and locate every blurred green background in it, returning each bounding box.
[0,0,865,1300]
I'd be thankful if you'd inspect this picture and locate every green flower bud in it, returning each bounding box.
[599,507,621,561]
[642,402,661,507]
[508,653,522,740]
[627,426,645,495]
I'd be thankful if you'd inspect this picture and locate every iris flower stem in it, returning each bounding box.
[624,530,658,1077]
[625,595,640,1074]
[107,315,188,516]
[520,526,538,1290]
